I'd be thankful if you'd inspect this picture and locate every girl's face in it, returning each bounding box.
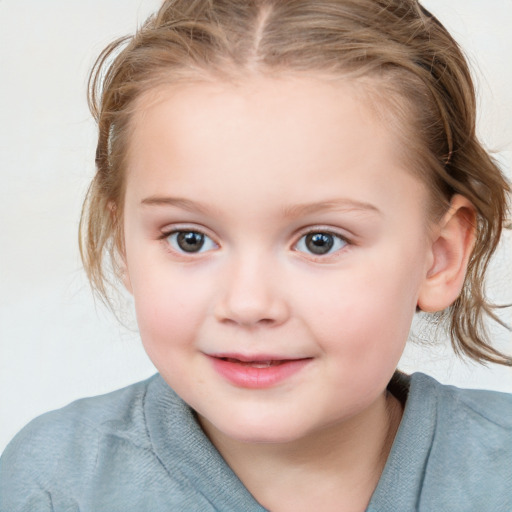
[122,77,434,443]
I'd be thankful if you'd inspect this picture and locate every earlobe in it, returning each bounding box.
[417,195,476,313]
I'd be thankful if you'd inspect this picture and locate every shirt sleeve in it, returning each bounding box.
[0,411,91,512]
[1,426,53,511]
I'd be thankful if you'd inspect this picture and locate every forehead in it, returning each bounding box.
[124,76,427,218]
[129,76,385,154]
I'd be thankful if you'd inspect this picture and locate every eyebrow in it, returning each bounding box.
[140,195,381,218]
[281,199,382,218]
[140,196,216,215]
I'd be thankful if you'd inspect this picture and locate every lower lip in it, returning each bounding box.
[208,356,311,389]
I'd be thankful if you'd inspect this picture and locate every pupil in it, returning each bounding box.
[177,231,205,252]
[305,233,334,255]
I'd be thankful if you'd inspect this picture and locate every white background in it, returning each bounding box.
[1,0,511,453]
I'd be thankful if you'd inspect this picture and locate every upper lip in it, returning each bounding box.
[207,353,310,363]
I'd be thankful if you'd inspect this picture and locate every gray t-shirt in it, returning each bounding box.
[1,372,511,511]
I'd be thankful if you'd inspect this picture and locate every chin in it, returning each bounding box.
[212,415,312,445]
[228,430,303,445]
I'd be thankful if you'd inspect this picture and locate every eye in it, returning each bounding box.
[294,231,347,256]
[166,230,218,254]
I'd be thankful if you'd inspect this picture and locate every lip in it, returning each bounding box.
[207,353,312,389]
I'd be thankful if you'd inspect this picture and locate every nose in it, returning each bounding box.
[214,254,290,328]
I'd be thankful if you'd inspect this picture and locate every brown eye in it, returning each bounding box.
[295,232,347,256]
[305,233,334,254]
[166,230,217,254]
[177,231,204,252]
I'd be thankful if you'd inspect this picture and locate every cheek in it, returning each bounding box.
[132,281,209,390]
[128,261,209,353]
[298,251,424,360]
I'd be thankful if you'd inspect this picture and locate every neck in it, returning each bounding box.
[200,390,403,512]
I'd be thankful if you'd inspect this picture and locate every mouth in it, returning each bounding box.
[207,353,312,388]
[217,357,299,368]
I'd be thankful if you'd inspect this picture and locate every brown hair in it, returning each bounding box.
[80,0,511,365]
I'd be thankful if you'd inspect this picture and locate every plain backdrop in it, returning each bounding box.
[1,0,511,453]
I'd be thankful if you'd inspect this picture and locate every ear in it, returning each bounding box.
[417,195,476,312]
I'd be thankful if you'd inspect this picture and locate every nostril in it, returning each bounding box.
[220,316,275,328]
[214,269,290,327]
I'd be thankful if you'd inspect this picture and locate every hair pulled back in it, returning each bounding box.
[81,0,511,365]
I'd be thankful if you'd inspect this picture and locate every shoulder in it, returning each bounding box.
[372,372,512,512]
[411,371,512,430]
[3,374,158,455]
[0,374,261,511]
[412,373,512,510]
[0,375,158,510]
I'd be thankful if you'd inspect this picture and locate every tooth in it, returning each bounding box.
[251,361,272,368]
[220,358,286,367]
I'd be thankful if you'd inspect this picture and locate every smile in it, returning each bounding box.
[221,357,294,367]
[207,354,312,389]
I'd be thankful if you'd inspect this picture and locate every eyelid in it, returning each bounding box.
[293,225,352,244]
[158,223,216,239]
[292,226,352,259]
[158,224,220,255]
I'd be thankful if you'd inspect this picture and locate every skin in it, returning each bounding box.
[121,76,474,511]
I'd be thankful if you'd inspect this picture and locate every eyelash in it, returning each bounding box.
[159,228,218,255]
[293,230,350,258]
[158,227,351,258]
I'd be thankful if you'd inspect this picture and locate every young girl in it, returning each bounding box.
[1,0,511,510]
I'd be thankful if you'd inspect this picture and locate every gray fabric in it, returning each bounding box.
[1,373,511,511]
[368,373,512,511]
